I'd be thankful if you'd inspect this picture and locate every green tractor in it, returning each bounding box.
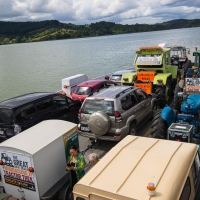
[122,45,180,107]
[174,49,200,112]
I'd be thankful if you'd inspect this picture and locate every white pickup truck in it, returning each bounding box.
[0,120,79,200]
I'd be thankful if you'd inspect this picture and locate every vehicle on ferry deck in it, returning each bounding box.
[109,69,136,84]
[73,135,200,200]
[71,79,116,103]
[0,92,81,142]
[78,86,157,141]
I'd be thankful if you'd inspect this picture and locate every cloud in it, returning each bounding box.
[0,0,199,24]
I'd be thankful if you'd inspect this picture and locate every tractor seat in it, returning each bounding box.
[186,68,194,78]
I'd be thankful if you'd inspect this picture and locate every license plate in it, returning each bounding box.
[81,126,89,131]
[0,130,4,135]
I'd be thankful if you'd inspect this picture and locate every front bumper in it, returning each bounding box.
[78,130,122,141]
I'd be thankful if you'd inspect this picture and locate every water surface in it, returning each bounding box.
[0,27,200,101]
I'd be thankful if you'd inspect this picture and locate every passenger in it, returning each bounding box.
[88,153,99,166]
[66,145,86,189]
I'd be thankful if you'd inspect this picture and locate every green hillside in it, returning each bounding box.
[0,19,200,45]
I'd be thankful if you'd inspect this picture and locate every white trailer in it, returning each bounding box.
[0,120,79,200]
[61,74,88,97]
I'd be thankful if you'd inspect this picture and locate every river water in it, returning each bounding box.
[0,27,200,102]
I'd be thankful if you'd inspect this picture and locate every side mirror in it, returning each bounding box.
[177,92,184,97]
[105,75,110,80]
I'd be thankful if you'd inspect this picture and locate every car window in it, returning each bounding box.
[82,100,114,116]
[121,92,137,110]
[179,177,191,200]
[36,98,53,112]
[135,89,147,102]
[106,81,116,87]
[74,87,94,95]
[15,105,36,123]
[98,83,106,90]
[66,97,73,105]
[110,75,122,81]
[0,109,13,125]
[53,95,68,107]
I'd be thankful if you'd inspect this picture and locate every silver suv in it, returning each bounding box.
[78,86,157,141]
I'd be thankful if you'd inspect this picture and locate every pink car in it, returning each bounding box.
[71,79,116,103]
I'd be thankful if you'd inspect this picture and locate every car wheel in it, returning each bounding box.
[129,122,136,136]
[88,111,111,136]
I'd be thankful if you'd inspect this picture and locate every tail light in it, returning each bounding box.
[193,66,197,70]
[0,160,3,165]
[14,124,21,135]
[28,167,34,172]
[115,111,122,123]
[78,108,82,119]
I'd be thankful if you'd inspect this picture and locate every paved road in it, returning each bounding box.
[78,115,154,172]
[79,99,173,172]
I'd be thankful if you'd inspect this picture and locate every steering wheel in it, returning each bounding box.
[184,97,195,107]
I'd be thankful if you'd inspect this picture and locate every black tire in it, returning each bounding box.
[173,83,183,113]
[166,78,172,98]
[176,70,181,82]
[150,102,157,119]
[180,64,186,77]
[149,111,167,139]
[155,78,171,108]
[155,87,165,108]
[186,60,192,69]
[129,122,136,136]
[182,60,192,77]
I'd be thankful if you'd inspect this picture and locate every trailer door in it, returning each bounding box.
[0,151,39,200]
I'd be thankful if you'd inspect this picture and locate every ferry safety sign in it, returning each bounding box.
[0,152,36,191]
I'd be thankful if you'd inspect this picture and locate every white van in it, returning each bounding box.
[73,136,200,200]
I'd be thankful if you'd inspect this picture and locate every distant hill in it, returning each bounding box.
[0,19,200,45]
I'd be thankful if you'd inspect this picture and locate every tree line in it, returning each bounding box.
[0,19,200,45]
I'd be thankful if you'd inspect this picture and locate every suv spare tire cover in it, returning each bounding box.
[88,111,111,136]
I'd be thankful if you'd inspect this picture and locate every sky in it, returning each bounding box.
[0,0,200,25]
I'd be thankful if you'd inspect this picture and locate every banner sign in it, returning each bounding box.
[0,152,36,191]
[62,127,79,162]
[186,78,200,93]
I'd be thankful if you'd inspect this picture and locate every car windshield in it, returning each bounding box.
[0,109,13,125]
[135,54,162,65]
[82,100,114,116]
[171,50,182,57]
[74,87,94,95]
[110,75,122,81]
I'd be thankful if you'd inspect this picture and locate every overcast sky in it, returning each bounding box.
[0,0,200,25]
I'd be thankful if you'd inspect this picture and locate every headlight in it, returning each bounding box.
[14,124,21,135]
[182,133,188,138]
[169,131,175,137]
